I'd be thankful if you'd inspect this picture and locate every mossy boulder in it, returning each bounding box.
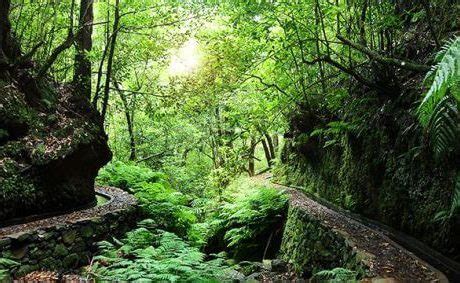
[0,77,111,223]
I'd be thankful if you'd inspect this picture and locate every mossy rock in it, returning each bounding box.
[0,77,112,222]
[53,244,69,257]
[62,253,80,269]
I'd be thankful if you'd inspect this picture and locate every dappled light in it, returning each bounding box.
[168,38,202,76]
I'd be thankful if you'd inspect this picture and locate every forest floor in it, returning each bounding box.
[254,173,448,282]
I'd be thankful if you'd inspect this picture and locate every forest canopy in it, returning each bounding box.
[0,0,459,281]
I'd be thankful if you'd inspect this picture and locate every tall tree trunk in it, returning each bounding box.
[261,138,272,168]
[101,0,120,122]
[264,133,275,160]
[92,0,110,108]
[314,0,326,94]
[359,0,368,46]
[248,138,256,176]
[74,0,94,99]
[421,0,440,48]
[0,0,21,74]
[272,134,279,156]
[0,0,11,63]
[114,79,136,161]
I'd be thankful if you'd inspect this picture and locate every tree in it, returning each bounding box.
[74,0,94,99]
[101,0,120,122]
[0,0,21,75]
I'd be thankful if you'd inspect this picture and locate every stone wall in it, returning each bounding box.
[0,187,138,278]
[279,204,368,277]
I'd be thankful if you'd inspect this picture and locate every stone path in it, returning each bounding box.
[0,187,137,239]
[255,174,449,282]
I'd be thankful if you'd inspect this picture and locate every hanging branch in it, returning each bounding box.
[303,56,377,89]
[336,35,431,72]
[36,31,75,79]
[247,74,291,97]
[15,41,44,67]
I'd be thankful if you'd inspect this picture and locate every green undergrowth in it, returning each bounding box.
[97,161,197,239]
[93,161,291,280]
[86,220,233,282]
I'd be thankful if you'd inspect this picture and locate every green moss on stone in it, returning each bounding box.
[280,205,367,277]
[54,244,69,257]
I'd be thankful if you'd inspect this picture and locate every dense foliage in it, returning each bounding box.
[87,221,233,282]
[2,0,458,280]
[97,161,287,247]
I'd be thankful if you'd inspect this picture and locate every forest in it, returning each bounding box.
[0,0,459,281]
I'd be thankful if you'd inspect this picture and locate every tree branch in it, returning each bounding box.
[248,74,291,97]
[336,34,431,72]
[108,87,170,98]
[36,31,75,79]
[304,55,378,89]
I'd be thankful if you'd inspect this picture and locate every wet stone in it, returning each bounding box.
[54,244,69,257]
[80,225,94,238]
[9,231,32,242]
[62,230,77,245]
[63,253,80,269]
[11,245,28,259]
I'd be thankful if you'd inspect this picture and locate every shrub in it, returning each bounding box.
[97,161,168,192]
[97,162,196,237]
[221,187,288,248]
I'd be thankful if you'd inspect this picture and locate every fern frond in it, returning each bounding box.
[427,96,459,158]
[449,174,460,217]
[418,36,460,126]
[313,267,357,281]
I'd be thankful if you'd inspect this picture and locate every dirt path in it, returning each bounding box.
[254,173,449,282]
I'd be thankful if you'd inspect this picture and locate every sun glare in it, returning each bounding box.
[168,38,201,76]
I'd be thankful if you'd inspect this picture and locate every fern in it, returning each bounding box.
[97,162,197,238]
[86,224,234,282]
[0,269,11,282]
[0,258,20,269]
[418,36,460,157]
[310,121,357,148]
[312,267,358,282]
[419,36,460,125]
[434,174,460,222]
[427,96,459,157]
[220,187,288,250]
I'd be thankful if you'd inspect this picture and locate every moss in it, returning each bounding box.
[0,84,37,128]
[280,205,368,277]
[277,110,458,258]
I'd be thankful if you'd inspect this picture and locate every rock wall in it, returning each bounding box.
[0,187,138,278]
[0,0,111,223]
[0,81,112,222]
[279,204,367,277]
